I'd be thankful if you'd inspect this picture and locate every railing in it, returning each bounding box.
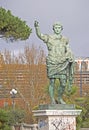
[11,123,38,130]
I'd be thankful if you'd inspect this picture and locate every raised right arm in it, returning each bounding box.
[34,21,48,42]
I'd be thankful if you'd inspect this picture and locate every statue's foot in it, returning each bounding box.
[58,98,66,104]
[51,98,56,104]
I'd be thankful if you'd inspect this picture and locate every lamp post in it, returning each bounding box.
[10,89,17,110]
[80,61,83,97]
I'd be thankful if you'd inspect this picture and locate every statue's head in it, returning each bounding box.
[53,22,63,34]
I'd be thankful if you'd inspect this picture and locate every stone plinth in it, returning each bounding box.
[33,107,82,130]
[39,104,75,110]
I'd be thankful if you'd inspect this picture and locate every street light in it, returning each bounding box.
[10,89,17,110]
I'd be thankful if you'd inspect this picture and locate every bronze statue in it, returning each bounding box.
[34,21,74,104]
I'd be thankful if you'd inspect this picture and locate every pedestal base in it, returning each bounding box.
[33,105,81,130]
[39,104,75,110]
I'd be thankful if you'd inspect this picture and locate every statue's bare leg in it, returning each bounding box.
[58,75,66,104]
[49,78,56,104]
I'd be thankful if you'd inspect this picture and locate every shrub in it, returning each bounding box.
[0,109,11,130]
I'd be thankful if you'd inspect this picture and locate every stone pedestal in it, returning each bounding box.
[33,105,82,130]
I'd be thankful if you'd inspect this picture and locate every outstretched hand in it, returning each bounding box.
[34,21,39,27]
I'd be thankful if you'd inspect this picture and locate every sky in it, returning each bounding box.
[0,0,89,57]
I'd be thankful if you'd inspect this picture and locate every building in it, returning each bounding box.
[74,57,89,96]
[0,54,89,109]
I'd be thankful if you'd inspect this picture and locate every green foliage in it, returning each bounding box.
[73,96,89,129]
[64,85,78,104]
[0,109,9,123]
[1,124,11,130]
[0,109,11,130]
[80,96,89,128]
[8,109,25,125]
[65,85,77,97]
[82,119,89,128]
[0,108,26,128]
[76,105,85,130]
[0,7,32,41]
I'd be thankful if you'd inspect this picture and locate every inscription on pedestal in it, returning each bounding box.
[50,117,76,130]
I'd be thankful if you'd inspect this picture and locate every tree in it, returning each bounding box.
[0,109,11,130]
[0,7,32,41]
[0,45,48,122]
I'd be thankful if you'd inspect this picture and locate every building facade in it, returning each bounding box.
[0,55,89,109]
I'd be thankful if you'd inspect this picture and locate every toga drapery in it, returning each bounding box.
[42,35,74,78]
